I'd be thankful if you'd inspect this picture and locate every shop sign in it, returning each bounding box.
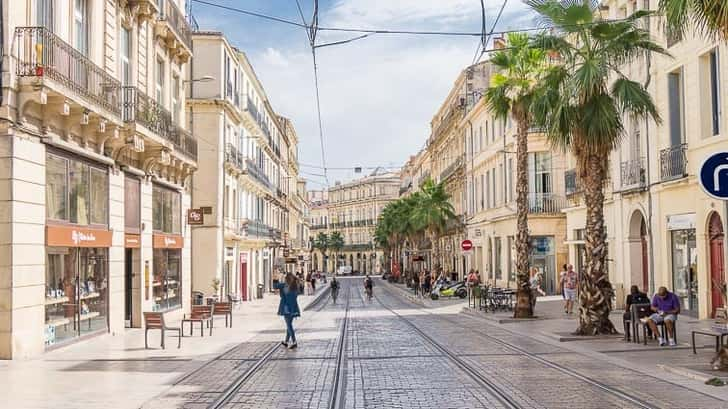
[46,225,112,247]
[153,233,184,249]
[187,208,204,225]
[667,213,696,231]
[285,257,298,264]
[124,234,141,248]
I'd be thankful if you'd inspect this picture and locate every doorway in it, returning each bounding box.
[124,249,133,327]
[709,213,725,318]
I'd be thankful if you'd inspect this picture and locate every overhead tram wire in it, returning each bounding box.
[474,0,510,64]
[307,0,330,187]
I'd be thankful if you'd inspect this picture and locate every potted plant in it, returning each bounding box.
[211,278,221,300]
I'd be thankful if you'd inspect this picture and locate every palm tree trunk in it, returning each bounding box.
[575,151,617,335]
[514,116,533,318]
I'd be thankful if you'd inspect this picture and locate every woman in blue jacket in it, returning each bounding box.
[274,273,301,349]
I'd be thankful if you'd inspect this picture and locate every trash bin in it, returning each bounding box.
[192,291,204,306]
[256,284,264,299]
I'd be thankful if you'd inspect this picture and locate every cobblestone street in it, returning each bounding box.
[144,277,728,409]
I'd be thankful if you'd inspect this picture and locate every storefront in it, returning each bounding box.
[530,236,556,294]
[44,150,111,348]
[152,185,183,312]
[668,214,698,317]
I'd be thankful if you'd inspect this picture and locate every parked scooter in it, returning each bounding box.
[430,280,467,300]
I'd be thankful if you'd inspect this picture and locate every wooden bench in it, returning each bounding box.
[213,302,233,328]
[182,305,213,337]
[691,328,728,354]
[144,312,181,349]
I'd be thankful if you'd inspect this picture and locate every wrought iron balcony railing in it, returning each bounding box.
[660,144,688,181]
[122,86,173,139]
[225,143,244,169]
[244,158,273,191]
[439,156,464,181]
[620,158,646,190]
[175,126,197,161]
[565,169,580,196]
[528,193,565,214]
[157,0,192,51]
[15,27,121,115]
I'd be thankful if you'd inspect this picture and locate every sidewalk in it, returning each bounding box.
[464,297,728,393]
[0,287,328,409]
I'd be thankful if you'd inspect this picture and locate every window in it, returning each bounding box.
[507,158,514,202]
[37,0,54,31]
[709,50,721,136]
[120,27,132,86]
[152,186,181,234]
[153,248,181,311]
[668,69,684,146]
[125,177,140,232]
[172,74,180,124]
[485,170,490,209]
[528,152,552,195]
[74,0,88,55]
[156,59,165,105]
[46,153,108,226]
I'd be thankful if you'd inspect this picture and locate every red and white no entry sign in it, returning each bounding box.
[461,239,473,251]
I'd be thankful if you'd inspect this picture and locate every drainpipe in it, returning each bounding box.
[643,3,656,295]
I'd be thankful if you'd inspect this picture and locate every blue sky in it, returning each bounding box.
[191,0,536,187]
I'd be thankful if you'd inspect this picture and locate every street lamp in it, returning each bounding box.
[183,75,215,84]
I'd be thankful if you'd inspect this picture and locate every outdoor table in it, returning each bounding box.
[691,327,728,354]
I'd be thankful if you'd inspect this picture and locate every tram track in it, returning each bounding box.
[376,283,661,409]
[208,286,350,409]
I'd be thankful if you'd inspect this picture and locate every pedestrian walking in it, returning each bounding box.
[559,264,568,301]
[311,275,317,294]
[305,271,313,295]
[274,273,301,349]
[413,273,420,297]
[562,264,578,314]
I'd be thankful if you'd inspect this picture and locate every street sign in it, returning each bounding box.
[187,208,203,225]
[700,152,728,199]
[461,239,473,251]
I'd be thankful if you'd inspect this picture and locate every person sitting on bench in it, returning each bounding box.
[645,286,680,347]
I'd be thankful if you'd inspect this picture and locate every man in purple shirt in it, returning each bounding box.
[646,286,681,346]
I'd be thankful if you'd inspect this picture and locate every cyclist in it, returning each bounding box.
[364,275,374,300]
[330,276,340,304]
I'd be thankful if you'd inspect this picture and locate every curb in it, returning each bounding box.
[657,364,728,383]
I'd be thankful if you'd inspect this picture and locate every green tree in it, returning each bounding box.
[313,232,329,273]
[528,0,667,334]
[410,179,457,273]
[484,32,548,318]
[659,0,728,41]
[328,231,345,271]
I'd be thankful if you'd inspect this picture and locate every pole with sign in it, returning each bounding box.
[699,152,728,299]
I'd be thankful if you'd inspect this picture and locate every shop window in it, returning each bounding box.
[152,185,181,234]
[153,248,181,311]
[46,152,108,226]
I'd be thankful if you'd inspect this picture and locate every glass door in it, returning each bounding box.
[671,229,698,316]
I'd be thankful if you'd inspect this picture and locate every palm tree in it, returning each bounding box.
[528,0,667,335]
[484,32,548,319]
[660,0,728,41]
[410,179,457,273]
[313,232,329,273]
[328,231,345,271]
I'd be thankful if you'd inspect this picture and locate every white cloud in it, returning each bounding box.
[244,1,538,183]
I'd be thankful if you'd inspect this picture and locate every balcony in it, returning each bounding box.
[342,244,375,251]
[565,169,580,196]
[155,0,192,61]
[244,159,274,191]
[121,86,197,161]
[660,144,688,182]
[528,193,566,214]
[240,219,269,240]
[15,26,121,116]
[439,156,464,182]
[620,158,646,192]
[225,143,244,170]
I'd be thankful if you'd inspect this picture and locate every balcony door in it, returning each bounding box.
[37,0,54,32]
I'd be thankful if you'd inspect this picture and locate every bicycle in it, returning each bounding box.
[365,286,373,300]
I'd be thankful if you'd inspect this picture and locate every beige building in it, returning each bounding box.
[308,191,330,272]
[0,0,196,358]
[424,62,492,280]
[309,171,400,274]
[463,80,568,294]
[558,0,728,319]
[189,32,304,302]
